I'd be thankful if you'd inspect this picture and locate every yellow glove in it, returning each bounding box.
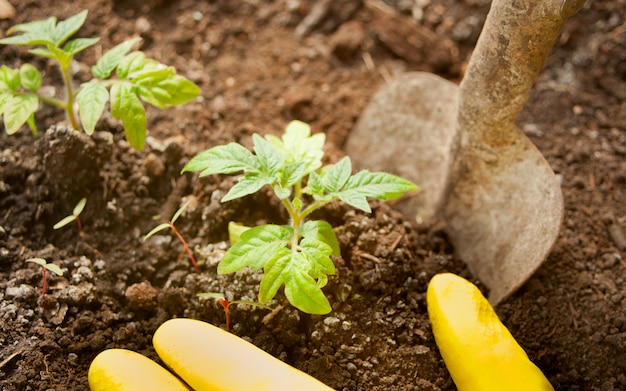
[427,273,554,391]
[88,318,335,391]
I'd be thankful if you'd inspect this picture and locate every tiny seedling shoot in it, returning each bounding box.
[53,197,86,232]
[144,199,200,273]
[0,10,200,149]
[183,120,418,314]
[197,292,272,332]
[26,257,63,296]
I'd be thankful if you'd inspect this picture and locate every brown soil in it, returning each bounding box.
[1,0,624,390]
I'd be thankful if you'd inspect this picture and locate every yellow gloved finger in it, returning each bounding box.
[427,273,554,391]
[153,318,335,391]
[88,348,190,391]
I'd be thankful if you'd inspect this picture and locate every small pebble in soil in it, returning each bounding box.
[125,281,159,312]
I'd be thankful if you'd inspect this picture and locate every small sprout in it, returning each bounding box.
[53,197,86,231]
[26,257,63,296]
[183,120,418,314]
[197,292,272,332]
[0,10,200,149]
[144,199,200,273]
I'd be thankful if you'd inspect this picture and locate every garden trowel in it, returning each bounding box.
[347,0,585,304]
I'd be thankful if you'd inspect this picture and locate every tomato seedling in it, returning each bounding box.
[26,257,63,296]
[183,120,418,314]
[144,200,200,273]
[53,197,86,232]
[0,10,200,149]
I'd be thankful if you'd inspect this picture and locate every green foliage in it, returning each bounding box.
[27,257,63,276]
[183,120,418,314]
[0,10,200,149]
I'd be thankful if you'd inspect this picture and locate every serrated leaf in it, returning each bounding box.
[51,10,88,45]
[0,66,20,92]
[92,37,142,79]
[3,94,38,134]
[19,64,42,91]
[337,170,418,213]
[77,81,109,135]
[266,120,325,175]
[322,156,352,193]
[110,83,146,150]
[137,74,200,108]
[285,268,332,314]
[253,133,284,176]
[116,51,158,79]
[302,220,340,256]
[143,223,171,241]
[131,66,174,86]
[63,37,99,55]
[219,224,291,273]
[53,215,76,229]
[300,238,335,276]
[222,173,275,202]
[280,162,306,189]
[258,248,292,303]
[182,143,259,176]
[2,16,56,46]
[228,221,251,245]
[305,171,325,197]
[260,253,331,314]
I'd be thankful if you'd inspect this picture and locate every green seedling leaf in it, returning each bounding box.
[219,225,291,273]
[171,199,192,224]
[143,223,171,241]
[222,173,275,202]
[28,47,56,59]
[3,94,39,135]
[266,120,325,175]
[260,250,332,314]
[336,170,419,213]
[228,222,251,245]
[92,37,142,79]
[51,10,88,46]
[110,83,146,150]
[302,220,340,256]
[53,215,75,229]
[182,142,259,176]
[19,64,42,91]
[320,156,352,194]
[0,66,20,92]
[252,133,284,176]
[26,257,64,276]
[116,51,159,79]
[77,82,109,135]
[72,197,87,216]
[63,37,99,55]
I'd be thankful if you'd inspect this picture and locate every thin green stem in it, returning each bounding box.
[60,64,80,130]
[37,94,67,109]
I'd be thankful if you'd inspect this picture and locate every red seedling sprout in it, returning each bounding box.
[198,293,272,332]
[144,200,200,273]
[53,197,86,233]
[26,258,63,296]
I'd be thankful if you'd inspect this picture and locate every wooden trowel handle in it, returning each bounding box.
[459,0,585,141]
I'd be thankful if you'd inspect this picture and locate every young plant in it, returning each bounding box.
[0,10,200,149]
[197,292,272,332]
[144,199,200,273]
[183,120,418,314]
[53,197,86,231]
[26,257,63,296]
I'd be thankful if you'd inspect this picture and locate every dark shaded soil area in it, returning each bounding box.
[1,0,624,390]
